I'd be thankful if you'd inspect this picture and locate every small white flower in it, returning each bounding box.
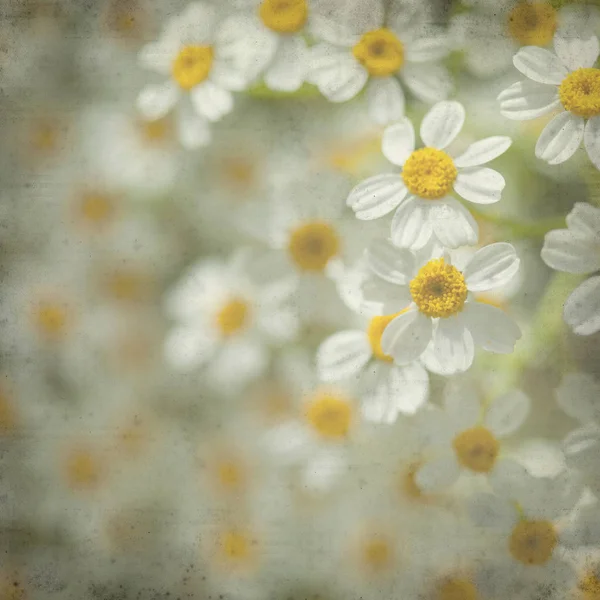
[498,30,600,168]
[363,239,522,375]
[347,101,512,249]
[307,0,451,124]
[541,202,600,335]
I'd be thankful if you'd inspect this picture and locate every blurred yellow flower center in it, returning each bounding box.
[559,68,600,118]
[507,2,557,46]
[64,448,103,490]
[410,259,468,318]
[221,156,256,189]
[402,148,457,200]
[79,192,114,225]
[437,577,479,600]
[360,535,393,572]
[172,45,214,90]
[34,302,68,338]
[215,458,245,491]
[219,530,254,566]
[452,426,499,473]
[259,0,307,33]
[288,221,340,272]
[0,391,16,433]
[138,117,170,144]
[305,392,352,439]
[352,28,404,77]
[105,269,148,302]
[401,460,429,501]
[367,312,404,362]
[509,519,557,565]
[215,298,250,337]
[579,571,600,600]
[31,119,59,153]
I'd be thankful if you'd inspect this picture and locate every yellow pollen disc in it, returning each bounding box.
[138,117,170,144]
[64,448,103,490]
[410,259,468,319]
[509,519,557,565]
[215,458,245,491]
[219,530,255,567]
[352,28,404,77]
[215,298,250,337]
[305,392,352,439]
[31,119,59,153]
[437,577,479,600]
[221,156,256,189]
[452,426,499,473]
[507,2,557,46]
[288,221,340,272]
[259,0,308,34]
[400,460,431,501]
[579,571,600,600]
[559,68,600,118]
[172,45,214,90]
[34,302,68,338]
[79,192,114,225]
[367,312,405,362]
[402,148,457,200]
[360,536,393,572]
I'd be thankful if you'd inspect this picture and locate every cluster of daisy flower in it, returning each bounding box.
[2,0,600,598]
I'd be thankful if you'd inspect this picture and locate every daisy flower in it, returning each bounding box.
[541,202,600,335]
[347,101,512,249]
[498,30,600,168]
[163,249,298,391]
[307,0,451,124]
[415,381,531,492]
[137,2,263,148]
[363,238,522,375]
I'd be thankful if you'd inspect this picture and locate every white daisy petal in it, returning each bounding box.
[362,277,413,313]
[464,242,520,292]
[420,100,465,150]
[366,77,405,125]
[429,197,479,248]
[485,390,530,437]
[563,424,600,472]
[420,317,475,375]
[307,14,361,46]
[210,338,268,388]
[415,455,461,492]
[564,275,600,335]
[566,201,600,239]
[390,197,433,249]
[386,362,429,415]
[556,373,600,423]
[138,40,179,74]
[404,36,449,62]
[584,116,600,170]
[561,504,600,548]
[177,112,212,149]
[453,136,512,168]
[366,239,415,285]
[498,80,561,120]
[535,111,585,165]
[512,46,569,85]
[541,229,600,273]
[347,174,408,220]
[444,379,481,427]
[400,63,452,104]
[380,309,432,365]
[164,327,215,370]
[382,118,415,166]
[316,330,372,382]
[137,82,179,120]
[468,493,517,529]
[463,302,522,354]
[190,81,233,122]
[264,36,307,92]
[553,32,600,71]
[488,459,533,499]
[454,167,505,205]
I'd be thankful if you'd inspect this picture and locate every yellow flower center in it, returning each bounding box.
[172,45,214,90]
[400,460,433,502]
[78,192,115,225]
[402,148,457,200]
[34,301,68,339]
[31,119,59,154]
[305,392,352,439]
[437,577,479,600]
[64,447,103,491]
[0,391,16,434]
[104,269,149,302]
[352,28,404,77]
[221,156,256,190]
[215,458,245,491]
[288,221,340,272]
[218,530,256,569]
[509,519,557,565]
[452,426,499,473]
[259,0,308,34]
[215,298,251,337]
[410,259,468,319]
[559,68,600,118]
[579,571,600,600]
[507,2,557,46]
[138,116,170,144]
[360,535,393,572]
[367,312,405,362]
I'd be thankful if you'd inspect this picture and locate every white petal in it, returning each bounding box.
[463,302,522,354]
[512,46,568,85]
[390,197,433,249]
[541,229,600,273]
[584,116,600,170]
[454,136,512,168]
[420,317,475,376]
[177,112,211,149]
[485,390,531,437]
[361,277,413,314]
[561,504,600,548]
[380,309,432,365]
[566,201,600,240]
[444,378,481,428]
[498,80,561,120]
[138,40,178,74]
[366,239,415,285]
[429,197,479,248]
[488,459,533,499]
[454,167,505,205]
[386,362,429,415]
[415,455,461,492]
[302,451,345,491]
[264,36,307,92]
[464,242,520,292]
[164,327,215,370]
[563,424,600,472]
[404,36,449,62]
[467,492,517,529]
[420,100,465,150]
[136,82,178,120]
[366,77,405,125]
[190,81,233,122]
[401,63,452,104]
[382,118,415,166]
[535,111,584,165]
[308,43,368,102]
[209,338,268,388]
[556,373,600,423]
[564,275,600,335]
[347,174,407,220]
[553,32,600,71]
[316,330,372,382]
